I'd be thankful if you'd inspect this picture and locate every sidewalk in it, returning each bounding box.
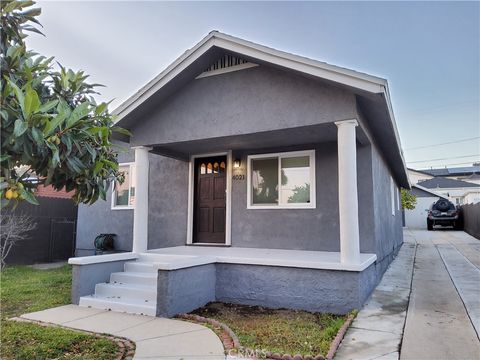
[16,304,225,360]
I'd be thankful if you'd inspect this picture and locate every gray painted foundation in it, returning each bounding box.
[156,264,216,317]
[153,262,378,317]
[216,263,377,314]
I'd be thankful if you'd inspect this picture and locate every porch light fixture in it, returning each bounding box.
[233,159,241,168]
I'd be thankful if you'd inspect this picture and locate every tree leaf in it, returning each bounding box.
[51,147,60,167]
[43,109,68,136]
[93,161,103,175]
[111,126,131,136]
[66,101,90,127]
[7,80,25,116]
[31,126,44,145]
[19,188,40,205]
[38,99,58,113]
[94,102,108,115]
[23,84,40,118]
[13,119,28,137]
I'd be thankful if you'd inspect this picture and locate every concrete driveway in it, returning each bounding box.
[401,229,480,360]
[336,229,480,360]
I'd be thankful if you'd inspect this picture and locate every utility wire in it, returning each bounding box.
[407,154,480,164]
[405,136,480,151]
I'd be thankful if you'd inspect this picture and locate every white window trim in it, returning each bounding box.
[390,177,395,216]
[396,186,400,211]
[111,162,135,210]
[247,150,316,210]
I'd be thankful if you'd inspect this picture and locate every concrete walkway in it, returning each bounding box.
[401,230,480,360]
[335,231,417,360]
[17,305,225,360]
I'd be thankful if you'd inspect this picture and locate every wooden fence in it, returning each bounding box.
[460,202,480,240]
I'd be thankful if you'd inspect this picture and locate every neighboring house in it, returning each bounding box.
[407,168,433,185]
[4,185,77,265]
[418,177,480,205]
[404,184,446,229]
[464,172,480,186]
[69,31,409,317]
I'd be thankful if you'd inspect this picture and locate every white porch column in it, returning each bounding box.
[132,146,151,253]
[335,120,361,265]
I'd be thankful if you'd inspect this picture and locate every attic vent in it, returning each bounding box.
[205,55,248,72]
[196,54,258,79]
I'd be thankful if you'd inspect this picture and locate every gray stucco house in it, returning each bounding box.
[69,31,409,317]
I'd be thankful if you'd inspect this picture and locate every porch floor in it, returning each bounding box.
[145,246,376,272]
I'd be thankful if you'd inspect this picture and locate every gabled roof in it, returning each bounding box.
[113,31,408,187]
[411,184,447,199]
[418,177,480,189]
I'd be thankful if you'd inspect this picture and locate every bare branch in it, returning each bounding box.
[0,213,37,269]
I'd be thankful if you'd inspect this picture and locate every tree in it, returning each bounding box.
[401,188,416,210]
[0,0,126,208]
[0,213,36,269]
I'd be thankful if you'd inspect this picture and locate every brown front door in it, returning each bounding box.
[193,156,227,243]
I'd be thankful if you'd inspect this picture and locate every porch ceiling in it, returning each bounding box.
[150,123,370,161]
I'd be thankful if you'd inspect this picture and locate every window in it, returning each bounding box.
[112,163,135,209]
[247,150,315,209]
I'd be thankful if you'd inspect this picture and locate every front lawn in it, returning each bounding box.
[0,265,119,360]
[192,302,350,356]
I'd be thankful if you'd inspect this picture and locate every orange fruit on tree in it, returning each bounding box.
[5,189,13,200]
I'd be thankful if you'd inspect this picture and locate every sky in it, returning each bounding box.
[26,1,480,170]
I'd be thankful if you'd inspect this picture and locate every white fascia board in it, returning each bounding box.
[212,36,386,94]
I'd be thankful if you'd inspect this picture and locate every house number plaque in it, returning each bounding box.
[232,174,245,181]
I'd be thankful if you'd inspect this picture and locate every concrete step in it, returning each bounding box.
[79,295,156,316]
[110,272,157,287]
[124,261,157,273]
[95,282,157,302]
